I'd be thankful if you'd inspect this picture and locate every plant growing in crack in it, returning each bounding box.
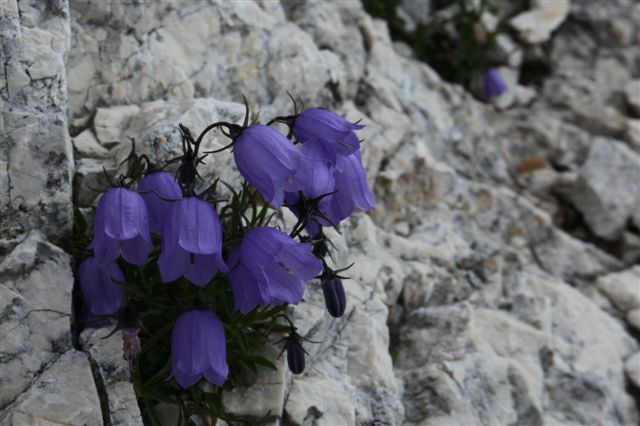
[63,95,375,424]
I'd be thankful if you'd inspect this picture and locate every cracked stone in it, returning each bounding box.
[0,350,102,425]
[0,0,74,241]
[0,231,73,409]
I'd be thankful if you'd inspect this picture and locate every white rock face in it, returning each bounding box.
[1,0,74,240]
[0,350,102,425]
[0,231,74,409]
[626,352,640,388]
[625,79,640,116]
[80,328,143,425]
[597,267,640,313]
[3,0,640,424]
[567,138,640,240]
[511,0,570,44]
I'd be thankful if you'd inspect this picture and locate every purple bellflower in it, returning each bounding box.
[293,108,364,163]
[171,309,228,388]
[78,256,125,315]
[300,149,375,235]
[138,171,183,234]
[89,187,152,265]
[233,124,302,208]
[158,197,227,287]
[292,140,335,199]
[227,227,323,314]
[483,68,507,99]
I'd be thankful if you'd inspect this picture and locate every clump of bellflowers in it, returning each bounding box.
[67,96,374,424]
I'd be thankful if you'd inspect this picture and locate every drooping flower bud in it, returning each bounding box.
[322,277,346,318]
[287,338,306,375]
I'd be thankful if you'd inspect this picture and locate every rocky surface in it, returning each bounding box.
[2,0,640,425]
[1,0,74,241]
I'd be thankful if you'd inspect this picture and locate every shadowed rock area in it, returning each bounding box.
[1,0,639,425]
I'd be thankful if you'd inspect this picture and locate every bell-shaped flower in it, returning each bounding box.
[300,149,375,235]
[323,150,375,221]
[78,256,125,315]
[138,171,183,234]
[294,141,335,199]
[227,227,322,314]
[89,187,153,265]
[322,277,346,318]
[158,197,227,287]
[293,108,364,163]
[171,309,228,388]
[233,124,301,208]
[483,68,507,99]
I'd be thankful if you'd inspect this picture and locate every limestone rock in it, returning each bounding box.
[626,79,640,116]
[94,105,141,147]
[628,308,640,331]
[1,0,74,240]
[67,0,345,125]
[597,266,640,313]
[395,272,638,426]
[626,352,640,388]
[74,157,117,206]
[511,0,570,44]
[0,231,73,409]
[72,129,110,158]
[567,138,640,240]
[80,327,143,425]
[3,0,636,424]
[0,350,102,425]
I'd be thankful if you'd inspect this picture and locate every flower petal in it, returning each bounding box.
[121,234,151,265]
[184,252,227,287]
[78,257,125,315]
[138,172,182,234]
[159,246,189,283]
[176,197,222,255]
[102,188,149,240]
[261,264,305,305]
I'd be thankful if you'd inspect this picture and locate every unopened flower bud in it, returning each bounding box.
[322,278,346,318]
[287,339,306,375]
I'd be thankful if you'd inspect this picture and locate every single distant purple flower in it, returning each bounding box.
[234,124,302,208]
[483,68,507,99]
[138,171,182,234]
[322,277,346,318]
[293,108,364,163]
[227,227,323,314]
[78,256,125,315]
[158,197,227,287]
[171,309,228,388]
[89,187,152,265]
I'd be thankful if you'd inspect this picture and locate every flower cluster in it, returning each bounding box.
[73,96,374,421]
